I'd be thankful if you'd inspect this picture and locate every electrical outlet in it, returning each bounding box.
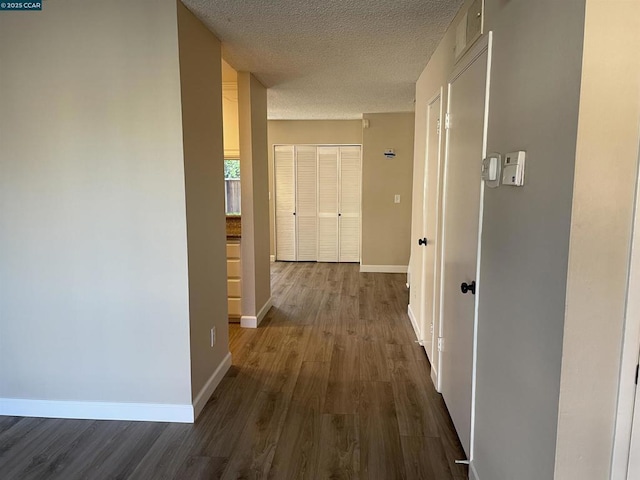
[210,327,216,347]
[394,194,401,204]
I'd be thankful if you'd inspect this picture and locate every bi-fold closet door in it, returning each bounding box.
[275,145,361,263]
[274,145,317,261]
[317,146,361,262]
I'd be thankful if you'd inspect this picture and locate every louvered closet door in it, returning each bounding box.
[275,145,296,261]
[295,146,317,261]
[317,146,339,262]
[339,146,361,262]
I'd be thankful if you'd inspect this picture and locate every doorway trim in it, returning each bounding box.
[469,31,492,470]
[438,30,493,466]
[421,87,444,389]
[611,141,640,480]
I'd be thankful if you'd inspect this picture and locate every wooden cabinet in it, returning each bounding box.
[226,239,242,320]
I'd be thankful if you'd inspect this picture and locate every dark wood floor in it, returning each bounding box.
[0,262,467,480]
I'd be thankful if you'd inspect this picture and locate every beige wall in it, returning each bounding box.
[267,120,363,256]
[222,81,240,158]
[177,2,230,402]
[555,1,640,478]
[239,73,272,319]
[222,59,238,83]
[221,60,239,160]
[361,113,415,267]
[0,0,192,405]
[267,118,413,266]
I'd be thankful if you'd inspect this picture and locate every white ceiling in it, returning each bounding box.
[183,0,464,120]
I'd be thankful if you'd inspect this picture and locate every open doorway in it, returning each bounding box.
[222,59,242,322]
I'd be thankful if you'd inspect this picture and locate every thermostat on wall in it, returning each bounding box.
[502,151,526,186]
[481,153,501,188]
[384,149,396,159]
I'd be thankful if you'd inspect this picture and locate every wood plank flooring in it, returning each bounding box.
[0,262,467,480]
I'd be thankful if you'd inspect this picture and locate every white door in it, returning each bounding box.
[275,145,296,261]
[317,146,340,262]
[439,39,491,456]
[420,93,443,379]
[339,146,361,262]
[295,146,317,261]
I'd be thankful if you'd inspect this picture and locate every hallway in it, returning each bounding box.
[0,263,466,479]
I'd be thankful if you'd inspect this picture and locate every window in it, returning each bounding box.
[224,159,241,215]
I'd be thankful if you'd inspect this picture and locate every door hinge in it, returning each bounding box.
[635,364,639,385]
[430,323,434,335]
[436,119,441,135]
[437,337,444,352]
[444,113,451,130]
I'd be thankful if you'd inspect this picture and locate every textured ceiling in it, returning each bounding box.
[183,0,464,120]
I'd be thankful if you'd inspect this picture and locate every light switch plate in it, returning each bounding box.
[482,153,501,188]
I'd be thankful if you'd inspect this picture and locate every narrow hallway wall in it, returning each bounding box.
[177,1,231,414]
[0,0,193,414]
[361,112,415,270]
[239,73,272,326]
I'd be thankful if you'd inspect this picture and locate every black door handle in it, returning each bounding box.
[418,238,427,246]
[460,281,476,295]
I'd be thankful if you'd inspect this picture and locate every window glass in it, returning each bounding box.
[224,159,241,215]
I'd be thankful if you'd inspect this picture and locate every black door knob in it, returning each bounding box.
[418,238,427,246]
[460,281,476,295]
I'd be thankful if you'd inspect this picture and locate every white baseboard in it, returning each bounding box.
[470,462,480,480]
[270,255,275,262]
[0,397,194,423]
[431,364,440,392]
[407,304,422,344]
[359,264,408,273]
[241,296,273,328]
[1,354,234,424]
[192,351,232,419]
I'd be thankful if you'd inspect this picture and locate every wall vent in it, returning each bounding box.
[454,0,484,62]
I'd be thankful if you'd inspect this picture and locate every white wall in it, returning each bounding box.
[0,0,192,408]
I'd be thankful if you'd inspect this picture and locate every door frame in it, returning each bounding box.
[420,88,444,388]
[438,30,493,461]
[611,143,640,480]
[468,30,492,465]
